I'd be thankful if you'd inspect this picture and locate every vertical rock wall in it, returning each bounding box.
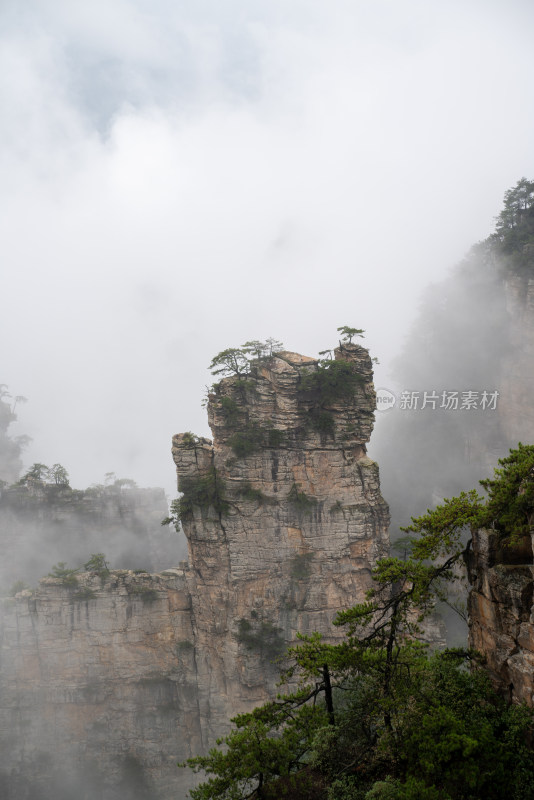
[0,344,389,799]
[466,275,534,707]
[467,528,534,706]
[173,345,390,741]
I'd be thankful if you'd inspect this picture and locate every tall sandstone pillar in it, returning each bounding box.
[173,344,390,743]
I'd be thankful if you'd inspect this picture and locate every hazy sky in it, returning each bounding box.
[3,0,534,498]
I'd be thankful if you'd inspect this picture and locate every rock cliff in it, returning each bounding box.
[468,528,534,707]
[0,344,389,799]
[465,273,534,707]
[0,569,200,800]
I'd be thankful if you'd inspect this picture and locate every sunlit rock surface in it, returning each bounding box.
[0,344,389,799]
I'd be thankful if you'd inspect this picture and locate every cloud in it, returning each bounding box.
[2,0,534,497]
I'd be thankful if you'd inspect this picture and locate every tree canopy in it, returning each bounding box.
[492,177,534,273]
[209,339,285,378]
[337,326,365,344]
[18,462,70,486]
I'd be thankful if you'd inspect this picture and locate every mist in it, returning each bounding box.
[371,241,511,535]
[2,3,534,797]
[2,0,534,499]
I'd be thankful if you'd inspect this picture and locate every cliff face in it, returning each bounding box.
[0,345,389,799]
[465,275,534,707]
[0,570,200,800]
[468,528,534,706]
[173,345,389,739]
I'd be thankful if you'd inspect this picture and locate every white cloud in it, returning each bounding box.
[2,0,534,495]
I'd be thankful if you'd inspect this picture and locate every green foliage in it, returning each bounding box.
[49,463,70,486]
[300,359,364,406]
[228,423,265,458]
[288,483,317,514]
[390,535,415,561]
[310,410,336,438]
[48,562,79,587]
[478,442,534,539]
[242,338,284,359]
[403,443,534,548]
[73,587,97,601]
[17,461,70,487]
[185,620,534,800]
[492,178,534,272]
[337,325,365,344]
[182,704,326,800]
[164,467,229,528]
[363,778,400,800]
[209,348,252,377]
[209,338,284,378]
[84,553,110,578]
[400,489,482,563]
[177,639,195,653]
[219,396,240,426]
[235,617,286,659]
[380,656,534,800]
[290,552,314,580]
[237,481,267,504]
[233,378,259,395]
[329,500,343,514]
[181,431,200,448]
[128,585,159,603]
[22,462,50,482]
[267,427,285,447]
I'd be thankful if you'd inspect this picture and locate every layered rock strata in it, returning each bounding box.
[0,569,200,800]
[0,344,389,799]
[467,527,534,706]
[172,345,390,741]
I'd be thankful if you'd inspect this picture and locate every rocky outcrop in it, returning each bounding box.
[467,528,534,706]
[173,345,389,741]
[0,344,389,799]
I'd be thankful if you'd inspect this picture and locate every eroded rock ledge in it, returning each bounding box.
[0,344,389,799]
